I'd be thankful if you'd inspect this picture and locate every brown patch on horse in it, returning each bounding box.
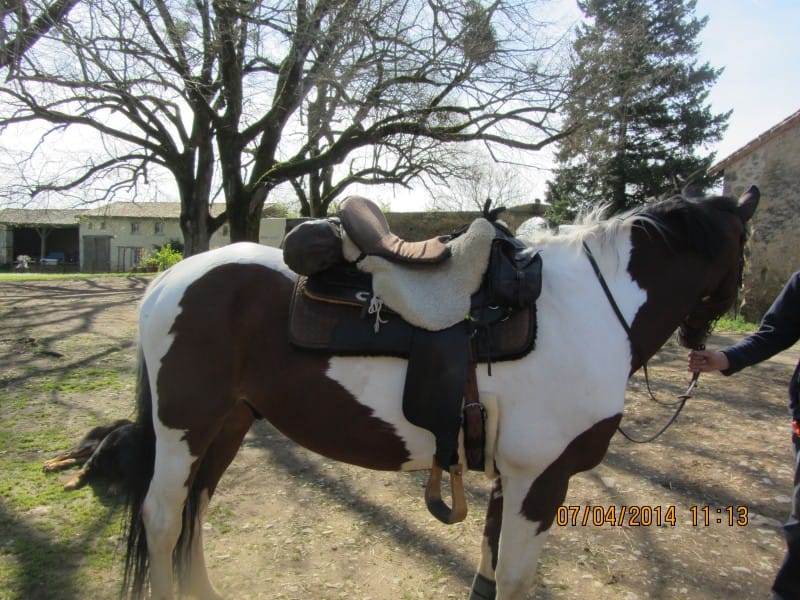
[156,263,411,471]
[626,198,748,371]
[521,415,621,533]
[626,228,710,371]
[483,478,503,571]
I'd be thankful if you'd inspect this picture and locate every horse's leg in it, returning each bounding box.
[184,402,257,600]
[468,474,560,600]
[469,478,503,600]
[184,489,215,600]
[143,424,197,600]
[490,416,621,599]
[492,472,565,599]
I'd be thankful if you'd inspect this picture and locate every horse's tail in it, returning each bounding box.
[121,347,204,597]
[121,347,156,598]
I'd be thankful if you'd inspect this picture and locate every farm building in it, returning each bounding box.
[0,202,287,272]
[2,199,545,272]
[0,208,84,270]
[709,108,800,320]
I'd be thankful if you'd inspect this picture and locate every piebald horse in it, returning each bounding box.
[121,186,759,599]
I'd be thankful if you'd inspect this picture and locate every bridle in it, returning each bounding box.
[582,241,701,443]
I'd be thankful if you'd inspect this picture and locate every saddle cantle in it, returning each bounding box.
[283,195,543,524]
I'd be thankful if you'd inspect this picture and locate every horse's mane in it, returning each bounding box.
[627,194,741,258]
[521,194,741,259]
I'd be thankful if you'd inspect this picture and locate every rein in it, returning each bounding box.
[582,241,701,443]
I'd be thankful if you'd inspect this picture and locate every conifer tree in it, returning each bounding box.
[546,0,728,223]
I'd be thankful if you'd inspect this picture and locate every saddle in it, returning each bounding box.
[283,195,543,524]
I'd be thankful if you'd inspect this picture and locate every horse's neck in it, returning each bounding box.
[625,231,711,370]
[542,227,704,373]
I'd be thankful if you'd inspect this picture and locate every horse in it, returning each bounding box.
[120,185,759,599]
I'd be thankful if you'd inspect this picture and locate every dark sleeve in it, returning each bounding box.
[721,271,800,375]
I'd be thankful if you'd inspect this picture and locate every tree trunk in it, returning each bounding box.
[180,197,213,256]
[227,187,266,243]
[610,110,629,214]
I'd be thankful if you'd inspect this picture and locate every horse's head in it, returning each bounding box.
[676,186,759,349]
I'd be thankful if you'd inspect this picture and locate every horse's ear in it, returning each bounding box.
[737,185,759,223]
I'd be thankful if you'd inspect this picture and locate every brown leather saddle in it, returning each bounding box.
[284,195,542,524]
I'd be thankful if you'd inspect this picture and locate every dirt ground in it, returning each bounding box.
[1,276,798,599]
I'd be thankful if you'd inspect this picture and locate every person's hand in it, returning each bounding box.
[687,349,729,373]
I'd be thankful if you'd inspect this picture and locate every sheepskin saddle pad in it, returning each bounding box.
[341,217,497,331]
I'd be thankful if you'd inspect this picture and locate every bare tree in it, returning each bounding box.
[0,0,571,255]
[428,151,535,212]
[0,0,79,70]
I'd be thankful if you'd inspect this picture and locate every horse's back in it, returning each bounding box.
[138,243,295,369]
[143,242,291,300]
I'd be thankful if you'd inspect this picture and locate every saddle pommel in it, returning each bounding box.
[339,196,451,264]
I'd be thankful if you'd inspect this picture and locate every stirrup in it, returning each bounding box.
[424,459,468,524]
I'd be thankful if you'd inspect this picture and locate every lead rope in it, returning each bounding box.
[615,372,699,443]
[582,241,701,443]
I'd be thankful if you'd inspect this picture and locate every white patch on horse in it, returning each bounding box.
[143,243,293,310]
[326,356,434,470]
[481,226,646,478]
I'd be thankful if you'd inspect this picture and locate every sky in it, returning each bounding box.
[2,1,798,212]
[688,0,800,160]
[385,0,800,211]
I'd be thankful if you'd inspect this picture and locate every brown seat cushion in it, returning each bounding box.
[338,196,451,264]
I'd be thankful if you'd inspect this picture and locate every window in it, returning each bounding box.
[131,221,140,234]
[154,221,164,234]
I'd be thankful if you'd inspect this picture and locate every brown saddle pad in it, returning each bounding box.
[289,273,536,362]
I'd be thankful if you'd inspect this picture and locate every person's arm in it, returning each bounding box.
[723,272,800,373]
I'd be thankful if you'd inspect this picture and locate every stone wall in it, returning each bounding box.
[284,204,546,243]
[721,120,800,320]
[386,204,546,240]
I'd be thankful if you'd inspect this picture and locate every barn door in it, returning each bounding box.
[83,236,111,273]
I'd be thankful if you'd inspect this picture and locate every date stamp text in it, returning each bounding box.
[555,504,749,527]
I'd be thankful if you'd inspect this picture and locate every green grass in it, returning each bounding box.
[0,365,131,597]
[38,368,127,394]
[0,272,148,282]
[714,314,758,334]
[0,421,126,600]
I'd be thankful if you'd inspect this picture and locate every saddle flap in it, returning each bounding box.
[288,272,536,361]
[288,274,412,354]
